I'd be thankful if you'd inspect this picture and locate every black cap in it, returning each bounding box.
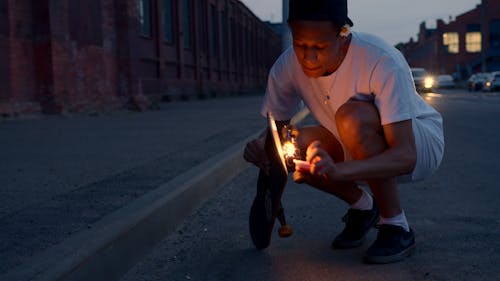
[288,0,353,26]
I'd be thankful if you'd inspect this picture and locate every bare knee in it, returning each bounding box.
[335,100,385,159]
[297,126,344,162]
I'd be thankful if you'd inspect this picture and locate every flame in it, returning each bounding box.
[283,141,297,158]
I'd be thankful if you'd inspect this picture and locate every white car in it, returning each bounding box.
[436,74,455,88]
[483,71,500,92]
[411,68,434,92]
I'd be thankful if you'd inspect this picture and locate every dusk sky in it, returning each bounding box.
[240,0,482,45]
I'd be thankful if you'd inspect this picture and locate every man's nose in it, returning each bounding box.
[304,47,317,62]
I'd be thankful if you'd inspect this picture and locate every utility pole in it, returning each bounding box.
[481,0,487,72]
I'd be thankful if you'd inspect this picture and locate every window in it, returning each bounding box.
[443,32,459,54]
[139,0,152,37]
[466,32,481,53]
[0,0,8,36]
[490,20,500,51]
[163,0,173,43]
[182,0,192,48]
[198,0,207,52]
[210,4,217,56]
[230,18,236,60]
[219,11,226,57]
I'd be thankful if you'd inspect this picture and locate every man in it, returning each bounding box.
[244,0,444,264]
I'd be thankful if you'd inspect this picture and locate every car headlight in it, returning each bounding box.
[424,76,434,88]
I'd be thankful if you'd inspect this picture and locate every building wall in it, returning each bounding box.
[399,1,500,79]
[0,0,281,116]
[137,0,281,100]
[0,0,10,105]
[4,0,41,115]
[48,0,121,113]
[401,22,439,72]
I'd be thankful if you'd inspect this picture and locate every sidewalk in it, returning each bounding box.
[0,95,266,280]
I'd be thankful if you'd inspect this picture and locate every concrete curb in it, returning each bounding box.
[3,133,259,281]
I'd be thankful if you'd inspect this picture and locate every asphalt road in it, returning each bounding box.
[0,96,266,276]
[122,89,500,281]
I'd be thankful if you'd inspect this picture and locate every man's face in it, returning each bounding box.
[289,21,341,78]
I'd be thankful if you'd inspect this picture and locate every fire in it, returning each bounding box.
[283,141,297,159]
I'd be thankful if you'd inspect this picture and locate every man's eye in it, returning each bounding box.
[316,45,327,50]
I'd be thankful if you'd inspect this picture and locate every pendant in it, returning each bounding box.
[324,95,330,105]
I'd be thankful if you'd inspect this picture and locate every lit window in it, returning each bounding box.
[443,32,459,54]
[466,32,481,53]
[139,0,152,37]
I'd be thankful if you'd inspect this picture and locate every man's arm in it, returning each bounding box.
[243,120,290,173]
[308,119,416,181]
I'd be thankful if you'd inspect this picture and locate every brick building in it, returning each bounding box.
[398,1,500,79]
[0,0,281,116]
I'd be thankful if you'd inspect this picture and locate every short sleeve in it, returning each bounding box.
[370,54,415,125]
[260,48,301,121]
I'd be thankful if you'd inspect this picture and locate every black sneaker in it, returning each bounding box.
[331,200,380,249]
[364,224,416,264]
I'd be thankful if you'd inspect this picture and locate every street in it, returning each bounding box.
[0,96,266,277]
[122,88,500,281]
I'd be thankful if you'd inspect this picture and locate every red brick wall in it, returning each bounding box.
[139,0,281,100]
[7,0,41,114]
[400,2,500,79]
[0,0,281,116]
[436,8,483,76]
[0,0,124,115]
[49,0,120,113]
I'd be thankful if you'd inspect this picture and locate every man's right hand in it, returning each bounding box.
[243,132,271,174]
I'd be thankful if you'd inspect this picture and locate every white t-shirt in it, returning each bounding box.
[261,32,444,181]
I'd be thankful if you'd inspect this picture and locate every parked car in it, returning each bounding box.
[435,74,455,88]
[411,68,434,92]
[483,71,500,92]
[467,73,489,91]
